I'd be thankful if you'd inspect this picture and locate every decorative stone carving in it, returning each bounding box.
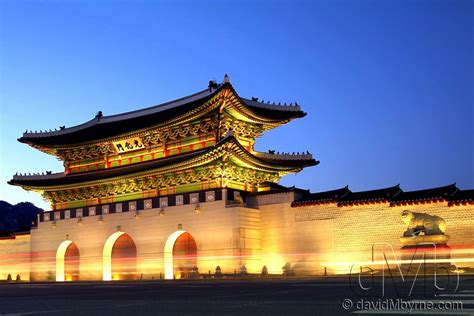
[400,210,450,245]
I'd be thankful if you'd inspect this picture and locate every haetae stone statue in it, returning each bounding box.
[400,210,450,245]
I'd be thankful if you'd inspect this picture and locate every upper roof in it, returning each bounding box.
[9,135,318,190]
[18,77,306,148]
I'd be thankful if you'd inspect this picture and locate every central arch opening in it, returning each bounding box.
[64,242,80,281]
[103,232,137,281]
[164,230,197,279]
[112,233,137,280]
[56,240,80,282]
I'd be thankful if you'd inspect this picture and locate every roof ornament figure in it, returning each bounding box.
[251,97,258,101]
[224,74,230,83]
[60,126,65,130]
[95,111,103,121]
[208,80,218,92]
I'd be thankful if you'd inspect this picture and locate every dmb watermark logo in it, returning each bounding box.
[342,243,463,312]
[348,242,460,298]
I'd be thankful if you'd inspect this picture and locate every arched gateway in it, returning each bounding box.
[103,232,137,281]
[9,78,319,282]
[56,240,80,282]
[164,230,197,279]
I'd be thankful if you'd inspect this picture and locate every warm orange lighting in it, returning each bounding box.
[103,231,125,281]
[56,240,73,282]
[164,230,186,280]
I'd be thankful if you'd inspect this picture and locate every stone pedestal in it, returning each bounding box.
[400,235,451,275]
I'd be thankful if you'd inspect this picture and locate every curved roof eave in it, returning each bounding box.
[18,87,217,143]
[18,81,308,148]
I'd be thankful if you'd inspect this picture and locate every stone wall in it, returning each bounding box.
[257,193,335,275]
[2,191,472,281]
[259,194,474,275]
[0,233,30,281]
[29,197,259,281]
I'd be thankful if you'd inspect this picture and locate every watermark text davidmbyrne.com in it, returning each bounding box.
[341,298,463,312]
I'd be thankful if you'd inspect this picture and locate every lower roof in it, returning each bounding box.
[9,136,318,189]
[9,149,206,187]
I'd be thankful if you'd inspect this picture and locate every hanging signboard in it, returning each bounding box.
[113,137,144,153]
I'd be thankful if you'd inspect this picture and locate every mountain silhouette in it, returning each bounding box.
[0,201,43,236]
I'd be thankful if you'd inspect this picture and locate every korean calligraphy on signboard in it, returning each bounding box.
[113,137,144,153]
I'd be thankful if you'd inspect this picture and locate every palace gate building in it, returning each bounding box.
[4,76,474,281]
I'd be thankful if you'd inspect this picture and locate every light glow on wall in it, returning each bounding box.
[263,253,285,274]
[55,240,73,282]
[102,231,125,281]
[322,257,474,268]
[321,248,474,274]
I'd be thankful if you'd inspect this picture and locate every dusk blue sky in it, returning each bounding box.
[0,0,472,210]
